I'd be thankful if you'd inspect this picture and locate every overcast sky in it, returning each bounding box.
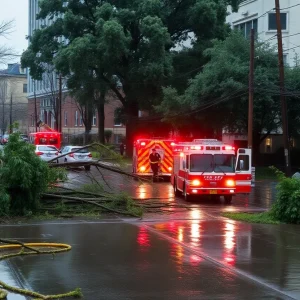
[0,0,28,68]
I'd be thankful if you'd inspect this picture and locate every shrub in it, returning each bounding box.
[270,167,300,224]
[0,133,66,215]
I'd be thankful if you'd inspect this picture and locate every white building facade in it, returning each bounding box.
[227,0,300,66]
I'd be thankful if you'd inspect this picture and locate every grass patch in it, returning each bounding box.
[222,211,280,224]
[255,167,278,180]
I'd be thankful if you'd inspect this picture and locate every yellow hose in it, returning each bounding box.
[0,243,71,250]
[0,242,82,299]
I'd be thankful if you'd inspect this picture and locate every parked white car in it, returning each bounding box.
[60,146,92,170]
[35,145,59,162]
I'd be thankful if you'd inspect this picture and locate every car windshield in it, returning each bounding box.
[190,154,235,173]
[38,146,57,151]
[71,148,89,153]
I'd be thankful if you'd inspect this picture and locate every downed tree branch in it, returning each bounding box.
[49,161,150,182]
[42,194,141,218]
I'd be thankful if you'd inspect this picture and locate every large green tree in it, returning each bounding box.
[21,0,242,154]
[158,32,283,163]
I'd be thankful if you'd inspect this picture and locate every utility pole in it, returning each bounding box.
[58,74,62,133]
[34,80,38,133]
[275,0,291,176]
[9,94,12,133]
[248,28,255,150]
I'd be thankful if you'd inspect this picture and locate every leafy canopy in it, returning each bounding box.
[0,133,66,215]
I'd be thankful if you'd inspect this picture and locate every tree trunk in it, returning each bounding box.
[125,101,139,157]
[84,105,93,145]
[97,93,105,144]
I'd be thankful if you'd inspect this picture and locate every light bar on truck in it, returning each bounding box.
[222,146,235,151]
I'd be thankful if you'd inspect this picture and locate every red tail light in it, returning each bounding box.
[88,153,92,157]
[55,152,59,156]
[36,151,43,156]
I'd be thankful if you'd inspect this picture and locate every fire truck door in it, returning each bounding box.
[235,148,252,194]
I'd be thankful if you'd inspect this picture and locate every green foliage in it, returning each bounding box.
[270,169,300,224]
[0,185,10,216]
[21,0,242,154]
[158,32,281,139]
[222,212,279,224]
[104,130,113,143]
[0,133,66,215]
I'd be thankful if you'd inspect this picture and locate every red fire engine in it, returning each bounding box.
[29,121,62,150]
[171,139,252,203]
[133,138,175,179]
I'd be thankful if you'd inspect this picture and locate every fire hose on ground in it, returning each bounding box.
[0,241,82,299]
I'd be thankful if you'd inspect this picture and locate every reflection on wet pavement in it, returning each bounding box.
[0,222,293,300]
[3,169,297,299]
[149,217,300,299]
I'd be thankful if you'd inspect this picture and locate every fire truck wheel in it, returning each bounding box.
[183,186,192,202]
[224,195,232,204]
[174,181,181,197]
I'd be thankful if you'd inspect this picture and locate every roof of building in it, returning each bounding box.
[0,63,27,76]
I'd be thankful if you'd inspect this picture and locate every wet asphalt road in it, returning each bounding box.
[1,168,300,300]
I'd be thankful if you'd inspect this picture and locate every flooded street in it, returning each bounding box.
[1,170,300,299]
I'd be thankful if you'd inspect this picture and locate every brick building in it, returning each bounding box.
[27,92,126,144]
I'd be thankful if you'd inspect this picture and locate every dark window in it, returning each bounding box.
[234,19,258,38]
[236,155,250,171]
[37,146,57,151]
[186,155,190,169]
[269,13,287,30]
[23,83,27,93]
[214,154,235,173]
[190,154,213,172]
[71,148,89,153]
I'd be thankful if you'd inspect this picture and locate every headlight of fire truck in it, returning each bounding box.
[189,179,201,186]
[226,179,235,187]
[140,166,146,172]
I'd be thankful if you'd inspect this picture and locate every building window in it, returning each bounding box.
[234,19,258,38]
[64,111,67,126]
[23,83,27,93]
[114,108,122,126]
[265,137,272,153]
[268,13,287,31]
[80,116,83,126]
[75,111,78,126]
[92,114,96,126]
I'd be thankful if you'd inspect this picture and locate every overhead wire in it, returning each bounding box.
[134,88,248,123]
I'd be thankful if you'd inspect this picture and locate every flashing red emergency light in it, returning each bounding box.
[171,142,176,146]
[141,142,146,146]
[222,146,235,151]
[191,146,203,150]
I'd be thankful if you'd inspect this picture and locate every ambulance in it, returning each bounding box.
[133,138,175,180]
[171,139,252,203]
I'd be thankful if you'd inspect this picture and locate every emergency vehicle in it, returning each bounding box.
[171,139,252,203]
[133,138,175,180]
[29,121,62,150]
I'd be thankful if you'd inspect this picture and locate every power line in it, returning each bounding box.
[279,3,300,10]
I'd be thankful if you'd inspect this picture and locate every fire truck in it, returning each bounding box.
[171,139,252,203]
[133,138,175,180]
[29,121,62,150]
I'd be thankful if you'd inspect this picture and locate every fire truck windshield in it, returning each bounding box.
[190,154,235,173]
